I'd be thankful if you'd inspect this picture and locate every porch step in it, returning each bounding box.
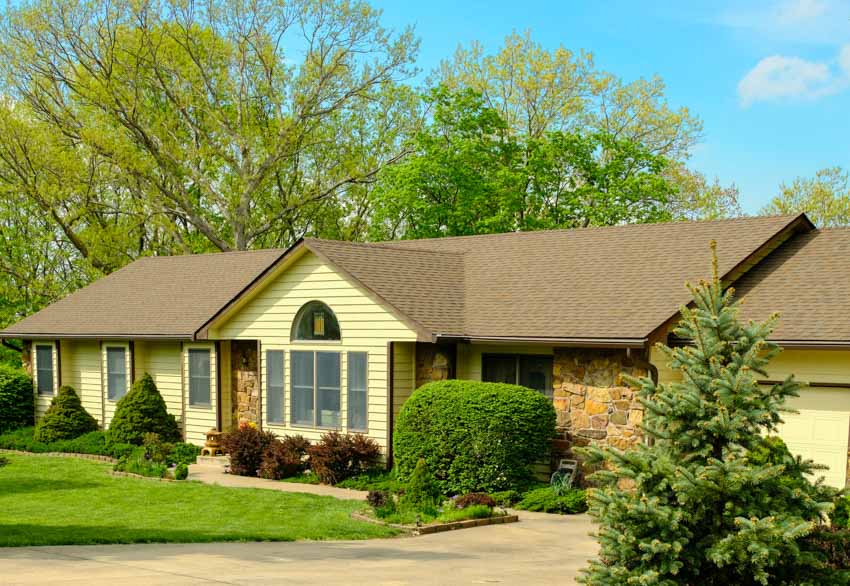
[196,455,230,468]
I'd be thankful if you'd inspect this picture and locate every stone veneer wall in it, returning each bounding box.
[552,348,647,451]
[21,340,32,376]
[231,340,259,425]
[415,343,456,389]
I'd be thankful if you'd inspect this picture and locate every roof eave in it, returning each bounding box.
[0,332,194,340]
[435,334,647,348]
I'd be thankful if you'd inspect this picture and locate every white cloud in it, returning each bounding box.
[718,0,846,45]
[738,44,850,106]
[777,0,828,24]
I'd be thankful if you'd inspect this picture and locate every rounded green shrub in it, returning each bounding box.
[33,385,99,443]
[174,463,189,480]
[108,373,181,445]
[0,365,34,433]
[399,458,441,510]
[393,380,557,494]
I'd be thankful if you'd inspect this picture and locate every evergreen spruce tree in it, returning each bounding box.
[109,373,181,445]
[579,243,840,585]
[34,385,99,442]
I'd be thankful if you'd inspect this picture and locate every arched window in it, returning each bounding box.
[291,301,341,341]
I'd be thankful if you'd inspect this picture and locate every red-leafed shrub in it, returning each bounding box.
[259,434,310,480]
[455,493,496,509]
[307,431,381,485]
[220,422,276,477]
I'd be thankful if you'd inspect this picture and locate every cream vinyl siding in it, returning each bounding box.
[212,251,418,450]
[60,340,103,424]
[33,341,59,418]
[392,342,415,420]
[456,342,555,382]
[182,342,217,446]
[652,346,850,487]
[135,341,184,432]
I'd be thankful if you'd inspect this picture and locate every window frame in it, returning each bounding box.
[35,343,56,396]
[187,347,212,407]
[290,349,342,429]
[265,349,285,424]
[290,300,342,344]
[481,353,554,398]
[104,345,129,402]
[347,351,369,432]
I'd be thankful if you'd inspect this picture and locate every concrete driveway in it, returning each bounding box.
[0,511,597,585]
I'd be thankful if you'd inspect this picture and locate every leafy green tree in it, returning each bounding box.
[578,244,840,585]
[762,167,850,227]
[370,88,674,239]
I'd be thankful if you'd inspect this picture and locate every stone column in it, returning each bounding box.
[415,342,456,389]
[230,340,259,425]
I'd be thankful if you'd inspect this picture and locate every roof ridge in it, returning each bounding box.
[142,248,287,260]
[305,237,467,256]
[372,214,805,246]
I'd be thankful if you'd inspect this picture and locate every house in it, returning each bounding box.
[3,213,850,486]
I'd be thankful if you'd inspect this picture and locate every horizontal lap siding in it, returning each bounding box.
[213,251,417,451]
[392,342,415,420]
[137,341,185,434]
[60,340,103,424]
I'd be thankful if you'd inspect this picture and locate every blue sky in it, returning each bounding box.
[372,0,850,214]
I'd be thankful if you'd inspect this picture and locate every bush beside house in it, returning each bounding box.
[0,366,33,434]
[109,373,181,445]
[34,386,99,442]
[393,379,557,494]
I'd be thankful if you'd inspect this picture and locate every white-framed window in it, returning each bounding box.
[35,344,55,395]
[347,352,368,431]
[266,350,284,424]
[188,348,211,406]
[291,350,340,428]
[105,346,128,401]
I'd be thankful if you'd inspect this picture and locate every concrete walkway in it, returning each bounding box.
[0,511,597,585]
[187,464,368,500]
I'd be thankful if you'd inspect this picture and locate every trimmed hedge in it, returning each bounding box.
[0,366,33,433]
[34,385,99,443]
[0,426,135,459]
[109,373,181,445]
[393,380,557,494]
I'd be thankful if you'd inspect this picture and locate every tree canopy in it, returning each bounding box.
[0,2,753,342]
[761,167,850,227]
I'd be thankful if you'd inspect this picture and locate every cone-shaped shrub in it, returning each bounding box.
[34,385,98,442]
[0,365,34,433]
[578,243,840,585]
[109,373,181,445]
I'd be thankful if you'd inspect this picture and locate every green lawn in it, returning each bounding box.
[0,454,397,547]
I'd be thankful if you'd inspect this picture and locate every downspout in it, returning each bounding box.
[386,341,395,470]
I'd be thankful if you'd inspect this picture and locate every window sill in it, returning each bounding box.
[189,402,212,409]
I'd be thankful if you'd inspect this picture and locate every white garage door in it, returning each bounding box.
[776,409,849,488]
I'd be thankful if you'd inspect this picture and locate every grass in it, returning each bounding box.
[336,469,401,492]
[280,471,321,484]
[0,454,397,547]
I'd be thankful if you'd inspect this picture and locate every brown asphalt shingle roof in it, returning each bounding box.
[373,214,808,341]
[2,213,825,343]
[735,228,850,343]
[1,249,285,338]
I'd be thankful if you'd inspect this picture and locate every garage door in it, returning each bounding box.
[776,409,849,488]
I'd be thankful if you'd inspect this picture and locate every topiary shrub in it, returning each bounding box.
[393,379,556,494]
[108,373,181,445]
[33,385,99,443]
[307,431,382,485]
[0,366,33,434]
[220,422,276,477]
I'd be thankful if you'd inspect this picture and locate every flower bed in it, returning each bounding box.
[351,509,518,536]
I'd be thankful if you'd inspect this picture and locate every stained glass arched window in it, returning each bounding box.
[291,301,341,341]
